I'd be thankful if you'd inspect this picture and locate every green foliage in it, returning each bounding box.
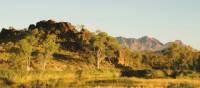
[124,43,200,73]
[90,32,107,51]
[150,70,166,78]
[13,34,36,71]
[41,34,59,71]
[88,31,121,69]
[42,34,59,56]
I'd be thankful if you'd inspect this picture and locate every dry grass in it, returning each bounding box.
[127,78,200,88]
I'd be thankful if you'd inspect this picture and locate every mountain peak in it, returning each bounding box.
[139,36,159,42]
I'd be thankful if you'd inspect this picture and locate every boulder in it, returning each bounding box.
[34,20,76,33]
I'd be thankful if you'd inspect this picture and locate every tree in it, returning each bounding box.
[104,37,120,57]
[90,32,107,69]
[41,34,59,71]
[89,31,122,69]
[17,35,36,71]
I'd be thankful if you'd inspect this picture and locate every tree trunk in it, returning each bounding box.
[43,55,48,71]
[96,49,101,69]
[26,57,31,71]
[97,58,100,69]
[96,49,105,70]
[43,62,47,71]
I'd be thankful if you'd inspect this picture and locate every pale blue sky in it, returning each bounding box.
[0,0,200,49]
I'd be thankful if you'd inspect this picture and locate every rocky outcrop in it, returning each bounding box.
[29,20,77,34]
[28,20,84,51]
[117,49,125,65]
[0,27,27,42]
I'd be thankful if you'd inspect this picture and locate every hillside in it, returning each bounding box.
[0,20,200,87]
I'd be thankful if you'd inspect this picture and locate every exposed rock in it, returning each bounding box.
[29,20,77,34]
[174,40,183,45]
[0,28,26,40]
[117,49,125,65]
[28,24,36,30]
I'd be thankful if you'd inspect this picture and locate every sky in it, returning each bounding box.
[0,0,200,49]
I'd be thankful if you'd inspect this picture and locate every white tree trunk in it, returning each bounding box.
[96,49,105,70]
[26,57,31,71]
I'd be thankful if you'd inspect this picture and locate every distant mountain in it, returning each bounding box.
[117,36,199,52]
[116,36,164,51]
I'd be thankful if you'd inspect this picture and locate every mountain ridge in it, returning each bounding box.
[116,36,164,51]
[116,36,199,52]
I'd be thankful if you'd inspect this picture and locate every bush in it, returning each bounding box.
[150,70,166,78]
[0,69,15,80]
[121,68,153,78]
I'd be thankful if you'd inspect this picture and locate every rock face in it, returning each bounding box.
[28,20,83,51]
[117,36,164,51]
[29,20,77,34]
[117,49,125,65]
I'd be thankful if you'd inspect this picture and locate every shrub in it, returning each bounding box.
[150,70,166,78]
[121,68,152,78]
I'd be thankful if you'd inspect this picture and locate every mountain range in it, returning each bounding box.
[116,36,198,52]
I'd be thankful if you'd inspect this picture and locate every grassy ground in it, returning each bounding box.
[0,63,200,88]
[1,74,200,88]
[0,50,199,88]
